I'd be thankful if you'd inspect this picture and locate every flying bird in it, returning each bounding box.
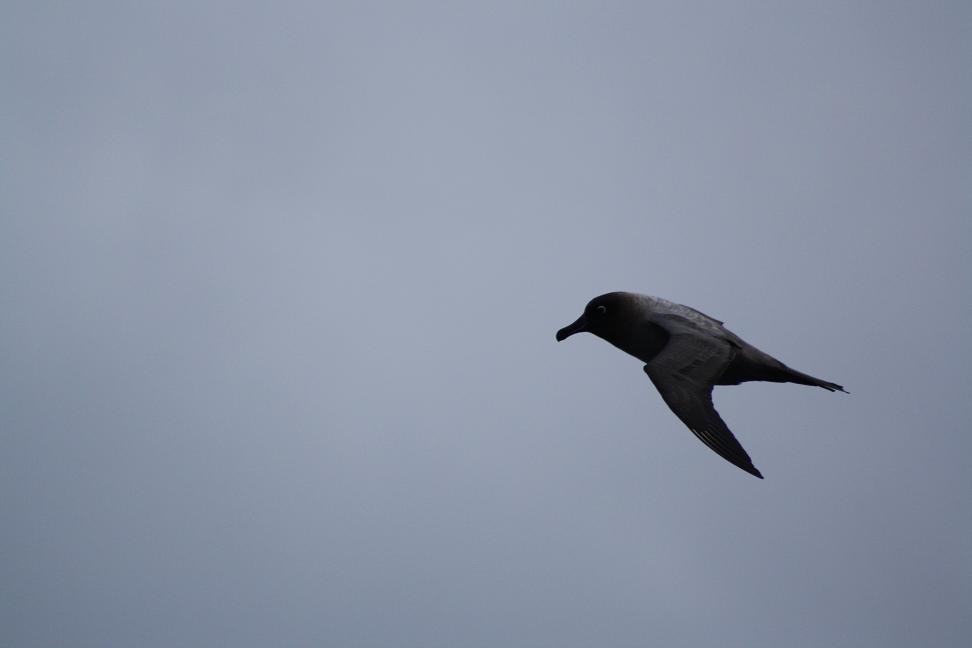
[556,292,846,478]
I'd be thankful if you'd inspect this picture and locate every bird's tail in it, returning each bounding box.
[778,366,848,393]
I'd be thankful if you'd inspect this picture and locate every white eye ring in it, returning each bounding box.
[595,305,607,314]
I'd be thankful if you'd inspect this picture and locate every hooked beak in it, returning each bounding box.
[556,314,588,342]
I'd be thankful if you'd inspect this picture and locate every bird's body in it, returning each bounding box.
[556,292,846,478]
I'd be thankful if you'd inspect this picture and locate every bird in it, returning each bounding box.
[556,292,846,478]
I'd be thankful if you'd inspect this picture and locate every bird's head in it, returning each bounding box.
[556,292,637,344]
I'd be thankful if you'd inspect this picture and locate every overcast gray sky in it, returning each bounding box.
[2,2,970,647]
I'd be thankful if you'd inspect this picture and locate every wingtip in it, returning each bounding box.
[739,462,763,479]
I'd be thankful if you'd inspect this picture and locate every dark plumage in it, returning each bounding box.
[556,292,846,478]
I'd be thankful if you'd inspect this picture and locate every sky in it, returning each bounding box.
[1,2,970,647]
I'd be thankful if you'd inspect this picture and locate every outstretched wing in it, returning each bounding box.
[643,330,763,478]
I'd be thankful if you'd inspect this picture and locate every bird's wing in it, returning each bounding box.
[643,330,763,478]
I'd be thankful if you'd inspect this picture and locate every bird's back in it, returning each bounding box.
[632,294,728,336]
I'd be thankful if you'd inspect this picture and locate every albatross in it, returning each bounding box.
[556,292,846,478]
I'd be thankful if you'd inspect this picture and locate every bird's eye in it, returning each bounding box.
[595,305,607,315]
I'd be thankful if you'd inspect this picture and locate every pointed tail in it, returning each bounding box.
[781,367,848,393]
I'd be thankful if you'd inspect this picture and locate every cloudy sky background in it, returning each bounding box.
[2,2,970,646]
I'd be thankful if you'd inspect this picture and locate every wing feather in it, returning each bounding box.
[643,330,763,478]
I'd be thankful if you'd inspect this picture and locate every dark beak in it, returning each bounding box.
[556,314,588,342]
